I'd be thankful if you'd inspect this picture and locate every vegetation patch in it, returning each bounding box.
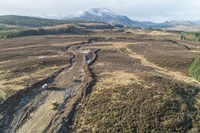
[181,32,200,42]
[189,58,200,81]
[73,73,200,132]
[127,41,200,75]
[0,15,72,27]
[0,25,87,39]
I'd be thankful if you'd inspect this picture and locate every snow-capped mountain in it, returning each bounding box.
[67,8,136,26]
[65,8,197,29]
[76,8,115,17]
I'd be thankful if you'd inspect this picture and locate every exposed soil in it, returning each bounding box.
[0,29,200,133]
[0,36,98,133]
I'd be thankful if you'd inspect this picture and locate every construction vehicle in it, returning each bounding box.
[50,101,58,110]
[42,84,48,89]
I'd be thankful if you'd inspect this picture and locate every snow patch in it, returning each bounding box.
[79,8,116,17]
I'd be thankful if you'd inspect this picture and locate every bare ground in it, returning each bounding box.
[0,29,200,133]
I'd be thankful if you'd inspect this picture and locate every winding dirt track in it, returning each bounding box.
[126,47,200,86]
[15,46,84,133]
[0,41,97,133]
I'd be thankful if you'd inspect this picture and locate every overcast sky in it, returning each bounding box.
[0,0,200,22]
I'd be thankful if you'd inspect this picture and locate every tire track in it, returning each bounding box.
[0,38,100,133]
[14,45,85,133]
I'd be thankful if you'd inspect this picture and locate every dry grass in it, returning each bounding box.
[126,42,200,86]
[126,47,200,85]
[84,42,134,49]
[49,41,83,46]
[97,71,143,89]
[86,41,200,86]
[0,35,87,102]
[72,34,200,132]
[73,70,200,132]
[124,29,180,40]
[0,28,200,132]
[0,65,65,101]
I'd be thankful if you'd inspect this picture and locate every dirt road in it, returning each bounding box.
[0,41,97,133]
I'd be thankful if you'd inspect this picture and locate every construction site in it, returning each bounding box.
[0,28,200,132]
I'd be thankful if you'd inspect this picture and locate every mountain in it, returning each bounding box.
[66,8,200,31]
[0,15,89,28]
[0,15,71,27]
[156,21,194,28]
[68,8,182,28]
[67,8,138,26]
[192,21,200,25]
[1,10,199,31]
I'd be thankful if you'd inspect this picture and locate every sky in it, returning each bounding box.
[0,0,200,22]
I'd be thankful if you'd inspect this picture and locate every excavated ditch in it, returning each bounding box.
[0,39,99,133]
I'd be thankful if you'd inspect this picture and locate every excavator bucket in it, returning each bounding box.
[50,105,57,110]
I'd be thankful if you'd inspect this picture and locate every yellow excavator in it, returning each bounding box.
[50,101,58,110]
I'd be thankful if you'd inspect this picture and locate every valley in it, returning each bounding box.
[0,26,200,132]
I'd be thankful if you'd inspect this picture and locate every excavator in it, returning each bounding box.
[42,83,57,90]
[50,101,58,110]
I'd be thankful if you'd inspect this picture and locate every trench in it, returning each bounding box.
[0,38,100,133]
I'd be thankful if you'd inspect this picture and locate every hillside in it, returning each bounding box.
[66,8,200,31]
[68,8,136,26]
[0,17,115,39]
[1,14,200,32]
[0,24,91,39]
[0,26,200,132]
[0,15,67,27]
[0,15,92,27]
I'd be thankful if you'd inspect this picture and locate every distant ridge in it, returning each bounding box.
[0,9,200,31]
[65,8,200,30]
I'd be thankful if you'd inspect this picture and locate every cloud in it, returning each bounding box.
[0,0,200,22]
